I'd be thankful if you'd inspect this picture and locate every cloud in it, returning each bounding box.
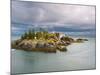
[11,1,96,37]
[12,1,95,25]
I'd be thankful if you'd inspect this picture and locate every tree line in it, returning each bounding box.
[21,28,60,40]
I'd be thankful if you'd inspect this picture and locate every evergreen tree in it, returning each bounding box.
[28,29,32,39]
[32,29,35,39]
[24,32,28,39]
[21,35,24,40]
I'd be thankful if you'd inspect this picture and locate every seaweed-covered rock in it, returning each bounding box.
[57,46,67,52]
[60,36,74,43]
[83,39,88,41]
[76,38,88,43]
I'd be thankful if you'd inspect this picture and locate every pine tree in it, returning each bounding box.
[32,29,35,39]
[28,29,32,39]
[24,32,28,39]
[21,35,24,40]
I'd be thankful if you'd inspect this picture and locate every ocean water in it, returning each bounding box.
[11,38,96,74]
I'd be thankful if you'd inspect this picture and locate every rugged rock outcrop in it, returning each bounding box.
[75,38,88,43]
[11,29,88,53]
[12,39,67,53]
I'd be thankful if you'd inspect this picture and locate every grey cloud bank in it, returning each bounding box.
[11,0,96,37]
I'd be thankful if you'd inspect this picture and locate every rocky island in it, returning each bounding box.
[11,28,88,53]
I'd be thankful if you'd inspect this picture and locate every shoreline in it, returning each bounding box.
[11,29,88,53]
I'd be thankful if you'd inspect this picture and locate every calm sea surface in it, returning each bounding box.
[11,38,96,74]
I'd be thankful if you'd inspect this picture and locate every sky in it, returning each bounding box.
[11,0,96,38]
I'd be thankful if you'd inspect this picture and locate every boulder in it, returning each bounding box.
[36,42,45,48]
[75,38,88,43]
[57,46,67,52]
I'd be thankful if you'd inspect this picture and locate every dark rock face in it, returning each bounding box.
[76,38,88,43]
[36,43,44,48]
[35,42,55,48]
[57,46,67,52]
[15,40,22,45]
[60,37,74,45]
[44,48,57,53]
[83,39,88,41]
[60,47,67,52]
[57,40,71,46]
